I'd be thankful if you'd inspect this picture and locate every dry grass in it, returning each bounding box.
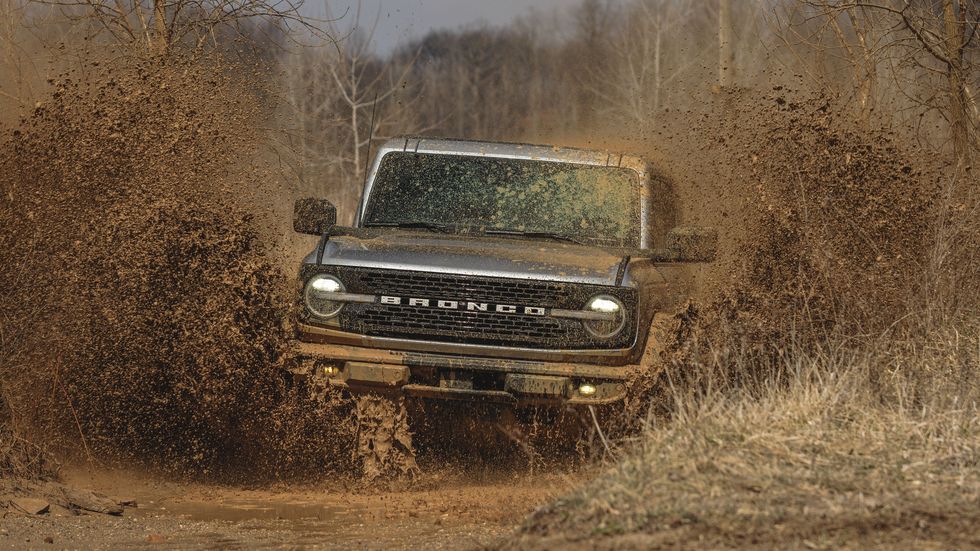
[0,416,58,481]
[509,112,979,547]
[512,327,980,549]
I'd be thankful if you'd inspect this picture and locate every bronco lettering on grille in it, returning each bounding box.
[379,295,547,316]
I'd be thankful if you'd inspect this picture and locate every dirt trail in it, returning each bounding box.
[0,467,574,550]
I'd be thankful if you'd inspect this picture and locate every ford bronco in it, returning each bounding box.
[291,138,716,411]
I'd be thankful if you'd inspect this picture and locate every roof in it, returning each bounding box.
[376,137,647,171]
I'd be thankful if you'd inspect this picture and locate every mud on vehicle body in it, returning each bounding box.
[291,138,716,412]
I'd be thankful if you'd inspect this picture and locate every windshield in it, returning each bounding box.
[362,152,642,247]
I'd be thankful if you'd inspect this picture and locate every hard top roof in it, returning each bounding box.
[377,136,647,170]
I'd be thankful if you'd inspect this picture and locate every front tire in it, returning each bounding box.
[354,392,419,480]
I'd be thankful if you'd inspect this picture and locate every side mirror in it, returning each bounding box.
[293,198,337,235]
[666,226,718,262]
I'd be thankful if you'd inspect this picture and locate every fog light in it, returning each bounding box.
[579,383,597,397]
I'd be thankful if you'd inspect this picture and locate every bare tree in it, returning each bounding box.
[942,0,974,167]
[586,0,710,125]
[567,0,618,127]
[0,0,32,110]
[774,0,978,168]
[771,2,888,125]
[33,0,327,55]
[279,9,421,220]
[719,0,736,87]
[393,25,559,141]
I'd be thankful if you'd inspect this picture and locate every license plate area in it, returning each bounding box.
[503,374,570,397]
[344,362,410,387]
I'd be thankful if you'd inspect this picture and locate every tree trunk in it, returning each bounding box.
[853,16,876,129]
[718,0,736,89]
[943,0,971,170]
[653,24,662,113]
[153,0,168,55]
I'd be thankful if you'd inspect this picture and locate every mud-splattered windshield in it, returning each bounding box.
[363,152,641,247]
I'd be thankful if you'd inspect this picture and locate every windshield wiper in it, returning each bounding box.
[366,221,453,233]
[483,229,586,246]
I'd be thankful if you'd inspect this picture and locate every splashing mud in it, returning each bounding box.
[0,55,355,481]
[588,88,950,419]
[0,56,965,491]
[355,394,419,480]
[681,90,942,372]
[506,87,978,551]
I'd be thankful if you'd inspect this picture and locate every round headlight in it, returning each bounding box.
[304,274,345,319]
[583,294,625,338]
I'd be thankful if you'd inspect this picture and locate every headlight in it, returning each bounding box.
[304,274,345,318]
[583,294,625,338]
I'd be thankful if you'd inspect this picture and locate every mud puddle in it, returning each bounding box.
[137,498,355,523]
[128,494,375,547]
[0,467,573,550]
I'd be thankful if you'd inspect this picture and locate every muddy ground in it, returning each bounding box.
[1,466,573,550]
[1,46,974,551]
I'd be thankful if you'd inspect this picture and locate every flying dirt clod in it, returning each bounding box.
[0,55,356,482]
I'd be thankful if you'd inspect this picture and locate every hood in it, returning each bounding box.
[304,230,629,286]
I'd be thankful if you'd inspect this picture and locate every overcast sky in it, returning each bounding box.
[314,0,586,53]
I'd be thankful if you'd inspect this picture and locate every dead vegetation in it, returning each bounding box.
[0,1,977,547]
[0,415,57,482]
[512,343,980,550]
[507,92,980,548]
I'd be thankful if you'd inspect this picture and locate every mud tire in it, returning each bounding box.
[354,393,419,480]
[603,308,695,439]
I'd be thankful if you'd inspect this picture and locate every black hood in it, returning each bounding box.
[303,230,629,286]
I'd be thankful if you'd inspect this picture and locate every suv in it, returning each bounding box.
[292,138,715,409]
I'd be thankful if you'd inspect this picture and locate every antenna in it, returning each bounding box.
[362,92,379,188]
[353,93,380,226]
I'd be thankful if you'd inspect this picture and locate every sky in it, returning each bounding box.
[313,0,585,53]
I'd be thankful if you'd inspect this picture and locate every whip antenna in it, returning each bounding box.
[362,92,379,188]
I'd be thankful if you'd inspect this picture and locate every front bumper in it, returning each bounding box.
[294,340,630,406]
[297,321,636,365]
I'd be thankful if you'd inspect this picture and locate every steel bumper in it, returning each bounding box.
[294,340,630,406]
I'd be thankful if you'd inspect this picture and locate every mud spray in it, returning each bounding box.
[0,53,973,489]
[0,53,599,485]
[0,55,356,482]
[608,86,964,421]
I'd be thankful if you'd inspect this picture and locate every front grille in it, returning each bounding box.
[359,304,568,344]
[360,270,570,307]
[305,266,637,350]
